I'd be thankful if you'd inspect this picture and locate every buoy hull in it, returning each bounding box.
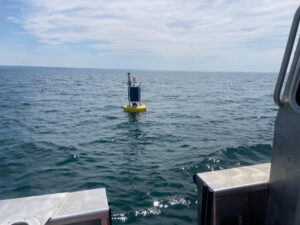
[124,105,147,113]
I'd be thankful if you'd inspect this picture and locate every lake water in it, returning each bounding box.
[0,67,277,224]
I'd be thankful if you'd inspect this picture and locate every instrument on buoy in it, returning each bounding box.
[124,73,147,113]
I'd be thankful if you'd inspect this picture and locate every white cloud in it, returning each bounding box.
[6,16,21,23]
[9,0,300,67]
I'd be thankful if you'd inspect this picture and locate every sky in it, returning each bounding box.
[0,0,299,72]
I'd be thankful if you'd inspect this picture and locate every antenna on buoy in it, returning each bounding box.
[124,73,147,113]
[127,72,131,86]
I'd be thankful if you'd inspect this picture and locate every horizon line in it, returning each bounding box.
[0,64,277,74]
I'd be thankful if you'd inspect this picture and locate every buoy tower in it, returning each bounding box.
[124,73,147,113]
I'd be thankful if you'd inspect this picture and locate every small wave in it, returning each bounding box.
[112,213,128,223]
[135,207,161,217]
[58,145,78,151]
[79,181,106,189]
[55,154,80,166]
[12,184,34,194]
[86,139,111,145]
[102,104,121,110]
[180,144,190,148]
[182,144,272,175]
[104,115,118,120]
[112,196,192,223]
[44,109,59,113]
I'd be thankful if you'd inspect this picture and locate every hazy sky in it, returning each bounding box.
[0,0,299,71]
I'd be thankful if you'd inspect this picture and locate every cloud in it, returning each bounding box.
[11,0,300,59]
[6,16,21,23]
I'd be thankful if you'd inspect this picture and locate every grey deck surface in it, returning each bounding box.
[0,188,109,225]
[0,193,66,225]
[196,163,270,193]
[50,188,109,224]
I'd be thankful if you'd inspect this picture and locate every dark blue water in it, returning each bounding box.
[0,68,276,224]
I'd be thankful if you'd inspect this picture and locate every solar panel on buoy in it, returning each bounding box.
[129,87,140,102]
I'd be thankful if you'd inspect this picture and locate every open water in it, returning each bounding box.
[0,67,277,224]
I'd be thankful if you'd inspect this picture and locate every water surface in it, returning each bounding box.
[0,68,276,224]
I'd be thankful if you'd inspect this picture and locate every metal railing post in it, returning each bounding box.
[274,6,300,107]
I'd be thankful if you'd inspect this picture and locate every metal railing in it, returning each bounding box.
[274,6,300,107]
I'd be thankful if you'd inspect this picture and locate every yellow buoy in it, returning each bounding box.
[124,73,147,113]
[124,104,147,113]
